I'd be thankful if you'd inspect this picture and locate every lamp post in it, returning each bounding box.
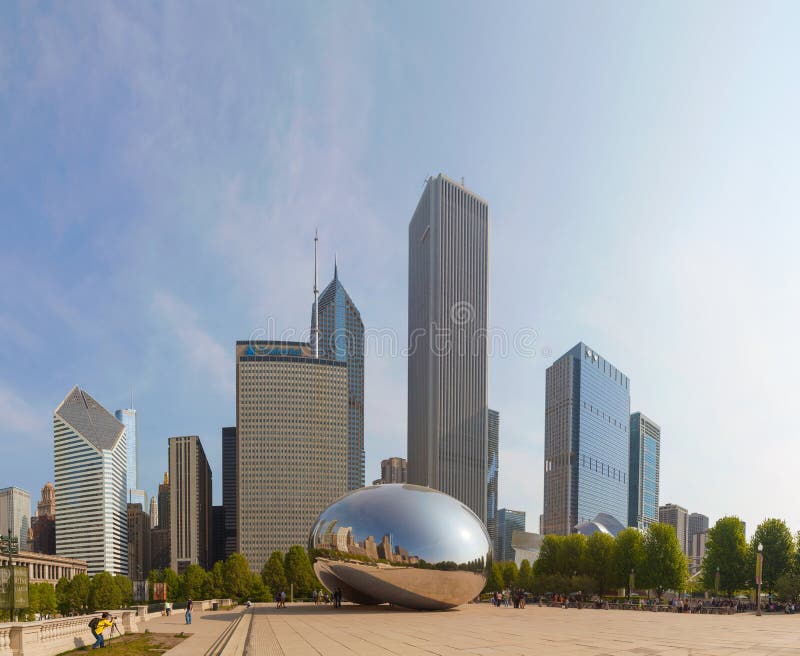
[715,566,720,596]
[1,528,19,622]
[629,568,635,599]
[755,543,763,617]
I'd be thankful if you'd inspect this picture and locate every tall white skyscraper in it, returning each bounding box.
[0,487,31,551]
[54,386,128,575]
[407,174,490,523]
[114,408,138,494]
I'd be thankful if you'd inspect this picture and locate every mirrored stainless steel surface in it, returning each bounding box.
[308,484,491,610]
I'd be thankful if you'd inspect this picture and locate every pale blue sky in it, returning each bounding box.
[1,1,798,536]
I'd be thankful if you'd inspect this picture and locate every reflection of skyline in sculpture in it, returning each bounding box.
[315,521,421,565]
[309,484,491,610]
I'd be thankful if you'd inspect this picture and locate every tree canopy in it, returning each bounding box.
[701,516,749,596]
[750,518,795,593]
[641,523,688,598]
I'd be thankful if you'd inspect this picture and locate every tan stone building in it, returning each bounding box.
[236,340,348,571]
[168,436,212,572]
[0,551,87,585]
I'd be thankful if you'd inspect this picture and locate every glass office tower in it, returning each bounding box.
[628,412,660,530]
[496,508,525,562]
[542,343,630,535]
[115,408,138,493]
[312,263,365,491]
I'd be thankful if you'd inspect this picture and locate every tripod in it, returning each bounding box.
[108,620,123,647]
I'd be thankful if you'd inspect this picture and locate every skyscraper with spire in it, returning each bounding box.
[235,232,349,570]
[311,255,365,490]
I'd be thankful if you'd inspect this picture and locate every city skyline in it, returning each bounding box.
[2,2,800,537]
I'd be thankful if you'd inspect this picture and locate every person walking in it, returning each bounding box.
[88,612,114,650]
[185,598,193,624]
[312,589,318,605]
[279,590,286,608]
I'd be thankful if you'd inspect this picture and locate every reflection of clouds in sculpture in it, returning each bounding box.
[308,484,491,610]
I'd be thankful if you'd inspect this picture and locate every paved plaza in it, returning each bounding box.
[243,603,800,656]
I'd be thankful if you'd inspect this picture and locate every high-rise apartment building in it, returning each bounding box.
[114,408,138,495]
[151,472,170,569]
[54,386,128,575]
[211,505,225,566]
[496,509,526,562]
[487,409,500,556]
[373,457,407,485]
[0,487,31,552]
[150,528,170,571]
[688,512,709,567]
[628,412,660,531]
[222,426,238,559]
[127,503,151,580]
[168,436,212,572]
[407,174,490,523]
[31,483,56,554]
[157,473,170,530]
[149,497,159,529]
[659,503,689,555]
[312,263,365,491]
[236,340,348,571]
[542,343,630,535]
[690,530,708,573]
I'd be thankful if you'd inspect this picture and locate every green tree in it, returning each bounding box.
[559,534,587,576]
[90,571,121,610]
[39,582,58,617]
[750,518,795,593]
[502,561,519,588]
[114,575,133,607]
[68,573,92,613]
[284,546,317,597]
[26,583,41,620]
[248,573,271,602]
[532,535,564,576]
[701,516,748,596]
[585,532,616,595]
[224,553,252,600]
[182,564,208,600]
[209,561,227,598]
[642,523,688,600]
[262,551,288,594]
[612,528,644,595]
[517,559,533,592]
[775,572,800,603]
[163,568,184,603]
[55,577,71,615]
[484,562,504,592]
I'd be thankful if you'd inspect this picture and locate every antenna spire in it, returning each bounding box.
[313,229,319,358]
[334,253,338,281]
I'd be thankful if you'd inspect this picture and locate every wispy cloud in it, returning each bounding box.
[0,382,47,441]
[151,291,233,397]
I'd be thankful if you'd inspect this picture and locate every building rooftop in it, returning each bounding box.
[54,386,125,451]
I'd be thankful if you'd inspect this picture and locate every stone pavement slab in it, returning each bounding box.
[141,606,244,655]
[244,603,800,656]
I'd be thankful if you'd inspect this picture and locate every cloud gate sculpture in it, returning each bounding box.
[308,484,491,610]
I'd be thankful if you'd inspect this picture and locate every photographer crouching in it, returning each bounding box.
[88,612,115,649]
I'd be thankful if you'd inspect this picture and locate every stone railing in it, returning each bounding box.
[0,610,136,656]
[0,599,237,656]
[132,598,235,622]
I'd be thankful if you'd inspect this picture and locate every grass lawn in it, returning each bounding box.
[57,632,187,655]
